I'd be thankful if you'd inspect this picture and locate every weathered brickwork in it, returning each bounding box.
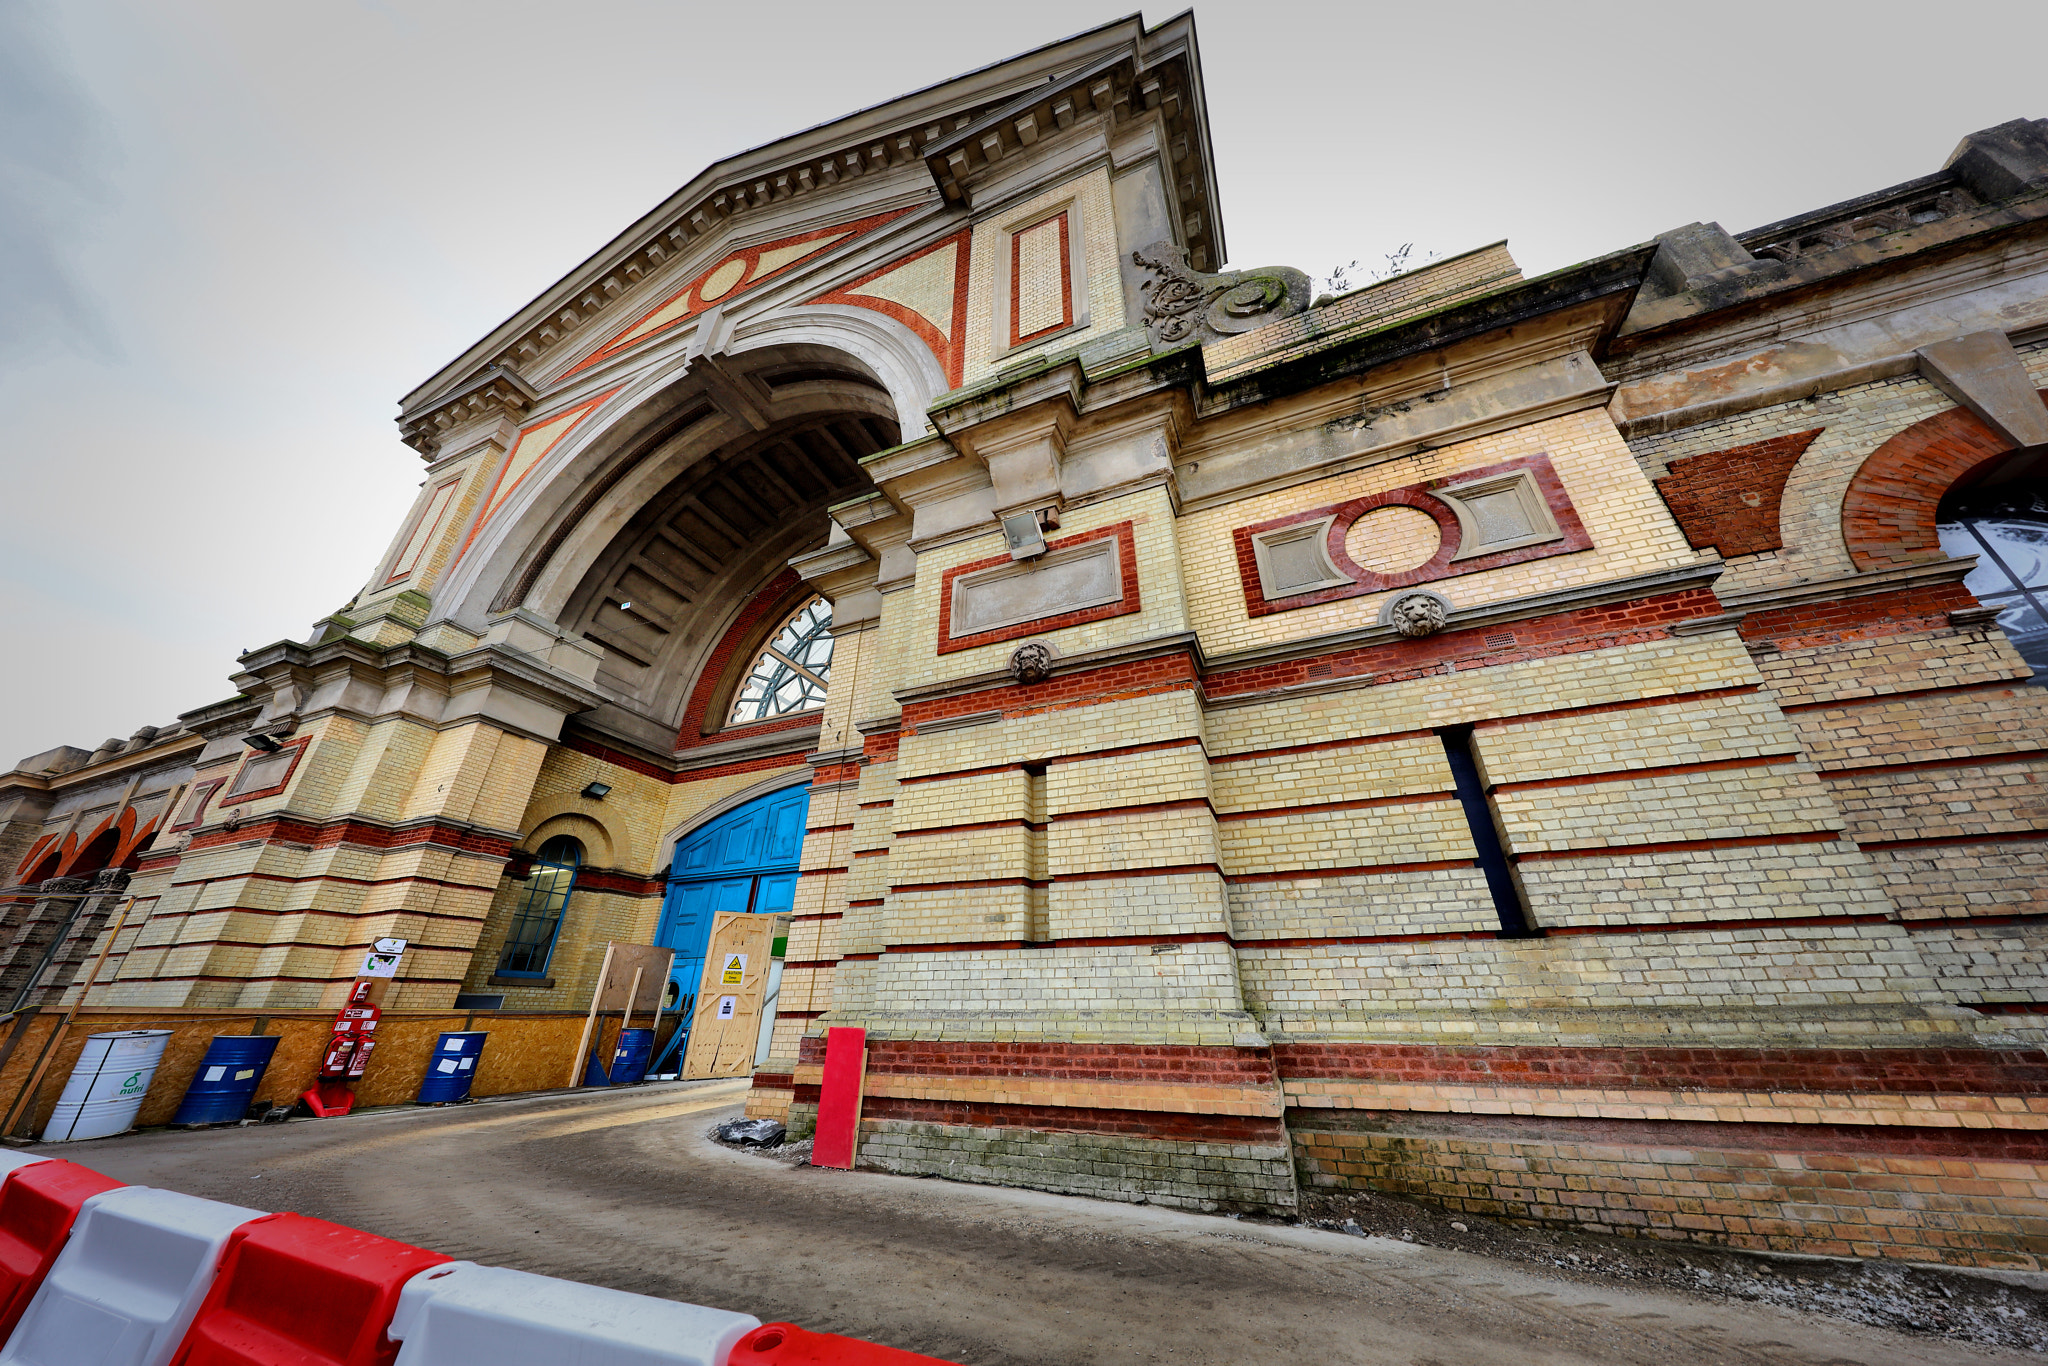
[1292,1120,2047,1267]
[1652,429,1821,556]
[861,1120,1295,1213]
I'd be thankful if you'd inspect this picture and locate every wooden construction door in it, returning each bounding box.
[682,911,775,1078]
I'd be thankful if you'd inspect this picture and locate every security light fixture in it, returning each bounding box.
[242,733,284,753]
[581,781,612,800]
[1001,510,1048,561]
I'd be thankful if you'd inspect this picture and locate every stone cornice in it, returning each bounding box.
[921,31,1222,273]
[0,729,206,797]
[399,365,537,458]
[1613,188,2048,348]
[1714,557,1977,615]
[230,628,609,746]
[1199,246,1654,418]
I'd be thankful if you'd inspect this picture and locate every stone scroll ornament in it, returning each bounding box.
[1131,241,1312,349]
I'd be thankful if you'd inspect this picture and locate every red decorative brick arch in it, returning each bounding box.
[1840,395,2045,571]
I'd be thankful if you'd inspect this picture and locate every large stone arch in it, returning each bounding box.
[430,305,942,637]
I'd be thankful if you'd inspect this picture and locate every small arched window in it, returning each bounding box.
[498,834,583,977]
[729,597,833,725]
[1938,481,2048,683]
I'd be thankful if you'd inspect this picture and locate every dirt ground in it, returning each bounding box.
[48,1079,2047,1366]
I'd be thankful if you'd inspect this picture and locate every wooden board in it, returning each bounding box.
[681,913,774,1079]
[593,943,673,1016]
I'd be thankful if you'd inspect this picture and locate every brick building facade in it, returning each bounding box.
[6,16,2048,1267]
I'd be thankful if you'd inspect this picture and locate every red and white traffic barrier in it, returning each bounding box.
[0,1156,961,1366]
[386,1262,761,1365]
[0,1156,116,1348]
[168,1212,450,1365]
[0,1185,265,1366]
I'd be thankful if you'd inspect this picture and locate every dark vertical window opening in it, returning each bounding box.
[1438,725,1536,938]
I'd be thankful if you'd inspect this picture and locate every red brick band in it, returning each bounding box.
[860,1096,1288,1144]
[1859,828,2048,851]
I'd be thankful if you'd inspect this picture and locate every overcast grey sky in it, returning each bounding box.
[2,0,2041,765]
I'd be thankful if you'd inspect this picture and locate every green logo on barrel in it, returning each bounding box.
[119,1071,143,1095]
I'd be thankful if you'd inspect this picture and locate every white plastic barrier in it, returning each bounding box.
[0,1152,48,1185]
[388,1262,761,1366]
[0,1186,264,1366]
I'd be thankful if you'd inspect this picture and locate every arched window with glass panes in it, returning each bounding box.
[1939,479,2048,684]
[498,834,582,976]
[729,596,834,724]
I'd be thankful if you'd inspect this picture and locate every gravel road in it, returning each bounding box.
[54,1079,2038,1366]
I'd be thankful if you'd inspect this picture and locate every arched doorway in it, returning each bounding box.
[656,782,809,1010]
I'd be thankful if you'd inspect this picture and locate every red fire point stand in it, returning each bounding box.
[301,981,380,1117]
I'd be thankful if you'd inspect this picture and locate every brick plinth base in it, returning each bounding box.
[1291,1110,2047,1270]
[753,1031,2048,1259]
[857,1118,1297,1213]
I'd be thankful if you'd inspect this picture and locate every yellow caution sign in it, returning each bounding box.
[720,952,747,985]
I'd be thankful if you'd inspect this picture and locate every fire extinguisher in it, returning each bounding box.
[303,982,382,1116]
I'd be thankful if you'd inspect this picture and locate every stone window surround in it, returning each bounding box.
[1436,467,1565,561]
[170,776,230,832]
[990,199,1090,359]
[1246,514,1350,601]
[219,736,312,808]
[1232,452,1591,618]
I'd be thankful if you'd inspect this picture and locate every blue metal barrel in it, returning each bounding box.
[416,1031,489,1104]
[171,1034,281,1126]
[608,1028,656,1085]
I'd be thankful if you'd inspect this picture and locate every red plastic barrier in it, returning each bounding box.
[167,1211,451,1365]
[0,1158,125,1345]
[728,1323,962,1365]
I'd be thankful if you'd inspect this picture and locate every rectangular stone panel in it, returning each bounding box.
[948,535,1122,639]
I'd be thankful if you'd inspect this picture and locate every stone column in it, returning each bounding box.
[0,875,91,1009]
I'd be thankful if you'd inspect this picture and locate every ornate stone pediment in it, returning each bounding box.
[1130,241,1311,350]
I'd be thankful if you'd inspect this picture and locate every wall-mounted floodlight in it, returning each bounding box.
[581,781,612,800]
[1001,510,1048,561]
[242,733,284,753]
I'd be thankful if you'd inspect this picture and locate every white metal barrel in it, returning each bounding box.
[388,1262,760,1366]
[0,1185,266,1366]
[41,1029,173,1142]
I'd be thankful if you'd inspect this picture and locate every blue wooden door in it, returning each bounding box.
[658,784,809,1009]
